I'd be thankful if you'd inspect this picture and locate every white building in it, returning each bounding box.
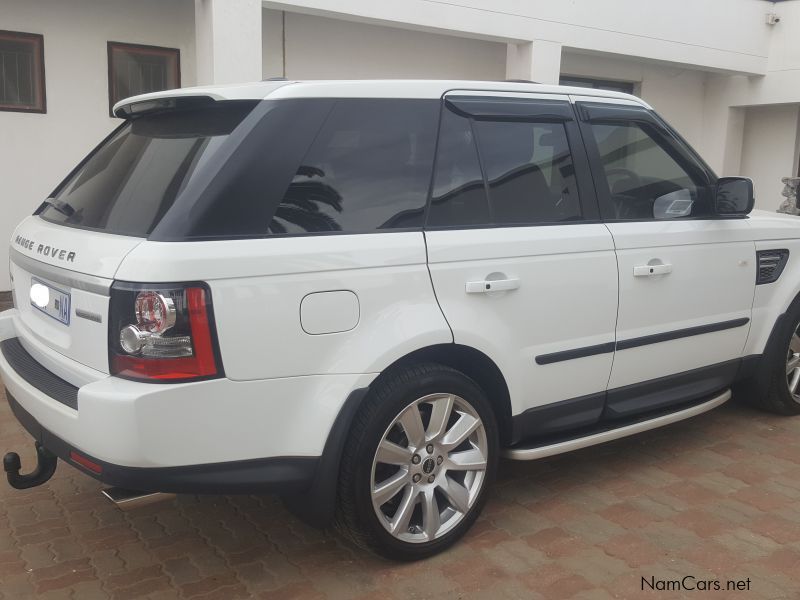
[2,0,800,291]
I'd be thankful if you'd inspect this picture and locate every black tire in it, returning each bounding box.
[755,300,800,415]
[334,363,499,560]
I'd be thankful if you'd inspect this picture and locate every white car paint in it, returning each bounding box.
[426,224,618,416]
[606,218,756,389]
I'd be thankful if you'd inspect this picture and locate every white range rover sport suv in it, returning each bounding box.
[2,79,800,560]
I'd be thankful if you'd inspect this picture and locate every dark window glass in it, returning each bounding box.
[0,30,45,112]
[560,76,635,95]
[269,99,438,234]
[427,109,490,227]
[474,120,581,224]
[590,122,711,220]
[108,42,180,115]
[40,102,256,237]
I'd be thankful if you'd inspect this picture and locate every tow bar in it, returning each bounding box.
[3,442,57,489]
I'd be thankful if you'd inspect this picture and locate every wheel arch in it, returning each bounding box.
[374,343,513,447]
[282,343,513,528]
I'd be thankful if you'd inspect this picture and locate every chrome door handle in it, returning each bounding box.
[465,278,520,293]
[633,263,673,277]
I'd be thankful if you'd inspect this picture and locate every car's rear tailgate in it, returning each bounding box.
[8,216,143,374]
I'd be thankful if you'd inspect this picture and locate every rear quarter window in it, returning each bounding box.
[269,99,439,234]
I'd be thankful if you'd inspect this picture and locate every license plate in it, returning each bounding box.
[30,278,71,326]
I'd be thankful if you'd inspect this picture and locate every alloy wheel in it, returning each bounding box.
[787,326,800,399]
[370,393,489,543]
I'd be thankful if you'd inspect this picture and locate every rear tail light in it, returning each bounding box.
[109,282,223,382]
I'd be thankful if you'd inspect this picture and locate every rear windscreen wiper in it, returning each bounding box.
[42,198,76,217]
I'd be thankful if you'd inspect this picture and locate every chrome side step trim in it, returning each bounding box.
[102,487,174,510]
[503,389,731,461]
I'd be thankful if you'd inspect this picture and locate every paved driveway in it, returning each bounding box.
[0,295,798,599]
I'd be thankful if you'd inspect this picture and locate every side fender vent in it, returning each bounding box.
[756,249,790,285]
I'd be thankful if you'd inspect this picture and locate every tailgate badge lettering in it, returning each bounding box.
[14,236,76,263]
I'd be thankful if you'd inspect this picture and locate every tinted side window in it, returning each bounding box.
[427,109,490,227]
[269,99,438,234]
[474,120,581,224]
[589,122,712,220]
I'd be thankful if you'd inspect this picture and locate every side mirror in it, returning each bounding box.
[715,177,754,216]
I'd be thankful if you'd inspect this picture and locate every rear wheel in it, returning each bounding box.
[334,363,498,560]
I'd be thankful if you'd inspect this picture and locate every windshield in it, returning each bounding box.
[39,101,257,237]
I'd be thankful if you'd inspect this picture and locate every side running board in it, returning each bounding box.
[504,389,730,461]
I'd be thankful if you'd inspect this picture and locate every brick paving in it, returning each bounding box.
[1,301,799,598]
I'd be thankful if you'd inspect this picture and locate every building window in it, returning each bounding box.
[107,42,180,115]
[0,30,46,113]
[560,75,635,95]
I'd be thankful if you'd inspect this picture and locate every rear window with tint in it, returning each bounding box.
[269,99,439,234]
[39,101,257,237]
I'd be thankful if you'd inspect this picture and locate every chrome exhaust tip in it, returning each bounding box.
[102,487,174,510]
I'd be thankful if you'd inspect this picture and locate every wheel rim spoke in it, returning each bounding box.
[372,469,409,507]
[376,440,412,465]
[438,476,470,513]
[440,413,480,450]
[790,368,800,394]
[447,447,487,471]
[790,334,800,353]
[426,394,454,441]
[389,485,418,535]
[398,404,426,449]
[421,488,441,540]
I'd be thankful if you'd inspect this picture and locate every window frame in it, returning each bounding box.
[0,30,46,114]
[424,95,600,231]
[576,101,720,223]
[107,41,180,117]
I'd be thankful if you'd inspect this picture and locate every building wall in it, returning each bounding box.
[740,105,800,211]
[265,0,770,74]
[0,0,196,291]
[262,10,506,80]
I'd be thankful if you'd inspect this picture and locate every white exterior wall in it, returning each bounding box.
[264,0,771,74]
[0,0,196,291]
[740,105,800,211]
[262,10,506,80]
[195,0,262,84]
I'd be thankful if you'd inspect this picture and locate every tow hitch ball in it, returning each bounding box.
[3,442,58,489]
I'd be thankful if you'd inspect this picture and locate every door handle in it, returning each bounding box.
[633,263,673,277]
[465,278,520,294]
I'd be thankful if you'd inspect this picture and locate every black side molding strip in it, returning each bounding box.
[535,318,750,365]
[615,318,750,351]
[535,342,616,365]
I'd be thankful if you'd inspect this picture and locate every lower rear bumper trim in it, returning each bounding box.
[5,389,318,494]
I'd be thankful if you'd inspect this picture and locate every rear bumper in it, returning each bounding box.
[0,309,375,490]
[5,390,317,494]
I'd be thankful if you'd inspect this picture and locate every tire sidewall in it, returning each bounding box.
[351,366,499,560]
[774,305,800,408]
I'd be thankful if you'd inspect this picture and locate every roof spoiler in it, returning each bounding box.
[113,95,216,119]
